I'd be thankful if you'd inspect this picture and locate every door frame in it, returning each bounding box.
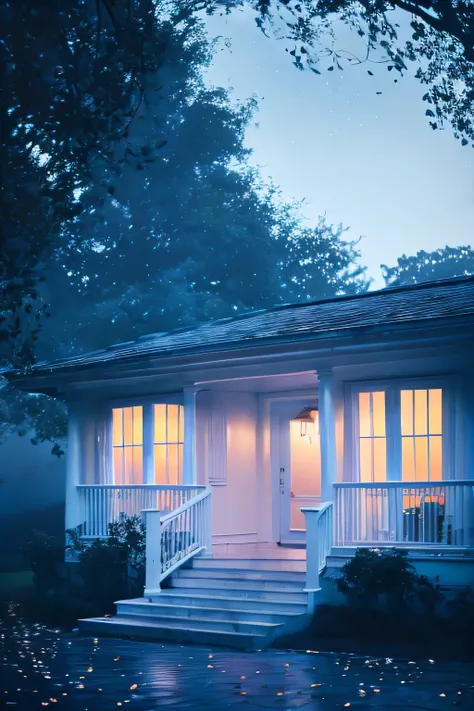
[269,394,319,545]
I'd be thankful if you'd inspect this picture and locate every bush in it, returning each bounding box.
[337,547,442,614]
[66,514,146,613]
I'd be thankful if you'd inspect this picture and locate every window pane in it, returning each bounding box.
[429,389,442,435]
[415,436,428,480]
[113,448,124,485]
[400,390,413,436]
[124,446,134,485]
[373,438,386,482]
[132,406,143,446]
[414,390,428,435]
[168,444,179,485]
[112,408,123,447]
[429,436,443,481]
[178,406,184,442]
[178,443,184,482]
[123,407,133,446]
[154,444,167,485]
[132,447,143,485]
[402,437,415,481]
[359,438,373,482]
[372,392,386,437]
[359,393,371,438]
[167,405,179,443]
[154,404,166,443]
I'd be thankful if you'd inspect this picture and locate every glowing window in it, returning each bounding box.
[358,391,387,483]
[153,404,184,485]
[401,389,442,482]
[112,406,143,485]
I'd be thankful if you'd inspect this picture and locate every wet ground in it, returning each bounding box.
[1,608,473,710]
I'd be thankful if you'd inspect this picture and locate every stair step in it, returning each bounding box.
[131,591,308,613]
[175,568,306,583]
[171,576,305,593]
[113,610,281,635]
[79,616,269,649]
[116,599,303,624]
[163,584,307,602]
[194,558,306,572]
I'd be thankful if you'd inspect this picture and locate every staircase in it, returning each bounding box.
[79,554,311,650]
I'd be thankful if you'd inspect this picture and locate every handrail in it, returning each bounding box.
[302,502,334,604]
[77,484,205,538]
[159,488,212,526]
[334,480,474,547]
[144,487,212,596]
[334,480,474,488]
[77,484,205,491]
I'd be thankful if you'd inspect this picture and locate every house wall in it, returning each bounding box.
[196,391,259,544]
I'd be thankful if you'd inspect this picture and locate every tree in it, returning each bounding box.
[1,0,205,368]
[2,8,369,453]
[2,1,472,369]
[382,245,474,286]
[211,1,474,146]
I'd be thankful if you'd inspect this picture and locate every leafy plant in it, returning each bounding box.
[66,514,146,611]
[337,547,441,613]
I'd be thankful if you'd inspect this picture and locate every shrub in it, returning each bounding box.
[337,547,441,614]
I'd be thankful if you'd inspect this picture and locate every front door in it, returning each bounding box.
[278,401,321,543]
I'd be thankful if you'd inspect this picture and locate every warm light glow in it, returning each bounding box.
[401,389,442,481]
[358,391,387,482]
[112,406,143,484]
[153,404,184,485]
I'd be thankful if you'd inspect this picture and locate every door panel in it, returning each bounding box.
[278,403,321,543]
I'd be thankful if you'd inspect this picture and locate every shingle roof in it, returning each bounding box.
[14,275,474,377]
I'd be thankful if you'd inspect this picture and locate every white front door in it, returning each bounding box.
[278,401,321,544]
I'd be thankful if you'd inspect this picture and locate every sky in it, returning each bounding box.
[204,7,474,289]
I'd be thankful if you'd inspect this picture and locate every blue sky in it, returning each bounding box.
[204,7,473,289]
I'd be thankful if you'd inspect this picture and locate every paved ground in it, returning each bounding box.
[2,607,474,710]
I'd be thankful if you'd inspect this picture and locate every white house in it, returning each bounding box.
[9,276,474,648]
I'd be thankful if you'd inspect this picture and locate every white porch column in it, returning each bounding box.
[318,369,338,503]
[183,386,197,485]
[143,509,162,597]
[65,399,84,534]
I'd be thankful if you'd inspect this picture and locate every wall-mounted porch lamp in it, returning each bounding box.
[293,407,319,438]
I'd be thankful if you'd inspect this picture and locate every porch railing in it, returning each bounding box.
[144,488,212,595]
[302,502,334,594]
[77,485,206,538]
[334,481,474,547]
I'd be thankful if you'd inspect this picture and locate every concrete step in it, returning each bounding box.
[112,609,282,636]
[175,567,306,583]
[170,576,305,593]
[137,591,308,613]
[196,558,306,572]
[116,599,303,625]
[78,616,269,650]
[166,583,307,602]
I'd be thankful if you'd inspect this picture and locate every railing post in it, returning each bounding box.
[143,509,162,597]
[302,508,321,612]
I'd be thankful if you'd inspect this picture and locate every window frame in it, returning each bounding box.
[345,376,457,483]
[109,394,184,485]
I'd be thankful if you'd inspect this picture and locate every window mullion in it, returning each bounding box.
[387,387,402,482]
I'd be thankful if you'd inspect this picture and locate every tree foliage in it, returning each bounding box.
[230,1,474,146]
[2,3,369,452]
[382,244,474,286]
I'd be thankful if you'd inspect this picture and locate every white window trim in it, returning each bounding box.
[344,375,458,483]
[109,394,184,485]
